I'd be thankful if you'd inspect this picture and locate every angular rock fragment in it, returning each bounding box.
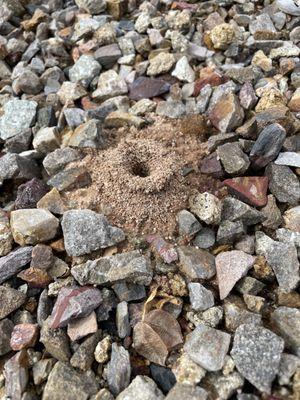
[177,246,216,280]
[165,384,208,400]
[67,312,98,341]
[223,177,268,207]
[116,301,130,338]
[4,350,29,400]
[47,167,91,191]
[255,231,299,292]
[107,343,131,396]
[184,323,231,371]
[0,286,26,319]
[72,251,152,286]
[10,323,39,350]
[188,282,214,311]
[32,358,56,386]
[43,147,82,176]
[250,123,286,168]
[266,163,300,204]
[116,376,164,400]
[209,93,244,133]
[40,317,71,362]
[216,251,255,300]
[189,191,221,225]
[275,151,300,168]
[62,209,125,256]
[231,323,284,393]
[129,77,170,100]
[70,330,101,371]
[217,142,250,175]
[10,209,59,246]
[146,234,178,263]
[0,318,13,355]
[50,286,102,329]
[221,197,265,226]
[69,55,101,87]
[42,361,99,400]
[0,99,37,140]
[93,70,127,101]
[0,246,32,284]
[272,307,300,356]
[15,178,48,209]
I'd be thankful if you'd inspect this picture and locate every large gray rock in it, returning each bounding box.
[0,286,26,319]
[92,70,127,101]
[107,343,131,396]
[231,323,284,393]
[184,323,231,371]
[0,99,37,140]
[62,209,125,256]
[188,282,214,311]
[221,197,265,226]
[71,250,152,286]
[255,231,299,292]
[116,376,164,400]
[43,147,82,176]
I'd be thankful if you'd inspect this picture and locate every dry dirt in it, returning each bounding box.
[64,115,222,236]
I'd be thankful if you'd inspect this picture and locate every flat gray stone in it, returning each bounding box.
[266,163,300,204]
[71,250,152,286]
[62,209,125,256]
[0,99,37,140]
[231,323,284,393]
[184,323,231,371]
[107,343,131,396]
[275,151,300,168]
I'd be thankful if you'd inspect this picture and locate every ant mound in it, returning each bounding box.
[65,117,221,236]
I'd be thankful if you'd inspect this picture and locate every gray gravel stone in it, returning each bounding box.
[217,142,250,175]
[107,343,131,396]
[93,70,127,101]
[275,151,300,167]
[165,384,208,400]
[278,353,300,385]
[193,228,216,249]
[0,246,32,284]
[69,55,101,87]
[184,323,231,371]
[0,285,26,319]
[42,361,99,400]
[176,210,202,236]
[255,231,299,292]
[62,209,125,256]
[72,250,152,286]
[43,147,82,176]
[221,197,265,226]
[272,307,300,356]
[116,376,164,400]
[116,301,130,339]
[231,323,284,393]
[217,220,246,244]
[178,246,216,280]
[156,100,186,118]
[188,282,214,311]
[40,317,71,362]
[266,163,300,204]
[0,99,37,140]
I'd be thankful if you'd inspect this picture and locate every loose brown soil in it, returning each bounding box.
[65,116,222,236]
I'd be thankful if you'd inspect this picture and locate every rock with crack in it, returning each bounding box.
[71,250,152,286]
[61,209,125,256]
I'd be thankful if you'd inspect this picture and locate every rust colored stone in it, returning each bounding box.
[18,267,52,288]
[200,152,224,179]
[146,234,178,264]
[193,68,226,97]
[171,2,198,11]
[223,176,269,207]
[10,324,39,351]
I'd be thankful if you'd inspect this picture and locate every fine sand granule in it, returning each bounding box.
[65,117,221,236]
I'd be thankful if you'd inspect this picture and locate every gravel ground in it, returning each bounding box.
[0,0,299,399]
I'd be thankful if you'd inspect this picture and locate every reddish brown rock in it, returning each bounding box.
[288,88,300,112]
[50,286,102,329]
[10,323,39,350]
[15,178,49,210]
[171,1,198,11]
[146,234,178,264]
[193,67,226,97]
[18,267,52,288]
[209,93,244,133]
[31,244,53,270]
[129,77,170,101]
[200,152,224,178]
[223,176,269,207]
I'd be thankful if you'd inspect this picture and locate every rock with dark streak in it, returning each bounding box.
[0,246,32,284]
